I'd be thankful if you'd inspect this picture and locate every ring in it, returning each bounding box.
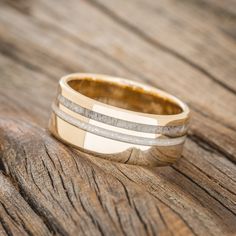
[48,73,190,166]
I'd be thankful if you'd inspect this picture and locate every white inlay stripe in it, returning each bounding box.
[58,95,187,137]
[52,103,186,146]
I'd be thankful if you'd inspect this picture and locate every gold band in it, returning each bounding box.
[48,73,190,166]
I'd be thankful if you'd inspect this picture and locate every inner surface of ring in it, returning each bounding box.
[68,78,182,115]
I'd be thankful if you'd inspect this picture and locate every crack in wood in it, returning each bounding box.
[86,0,236,96]
[172,166,236,217]
[189,134,236,164]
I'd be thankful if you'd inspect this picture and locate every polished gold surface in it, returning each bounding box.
[48,73,190,166]
[68,79,182,115]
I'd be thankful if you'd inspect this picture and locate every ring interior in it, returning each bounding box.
[68,78,183,115]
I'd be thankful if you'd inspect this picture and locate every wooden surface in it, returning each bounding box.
[0,0,236,235]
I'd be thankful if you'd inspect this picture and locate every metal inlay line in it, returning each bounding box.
[52,103,186,146]
[58,95,187,137]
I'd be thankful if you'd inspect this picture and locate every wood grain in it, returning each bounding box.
[0,0,235,235]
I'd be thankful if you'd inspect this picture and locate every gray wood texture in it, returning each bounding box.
[0,0,235,235]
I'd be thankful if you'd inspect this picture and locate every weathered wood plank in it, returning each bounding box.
[1,118,235,235]
[0,172,52,236]
[0,0,235,235]
[0,0,235,195]
[0,48,234,211]
[87,0,236,92]
[0,1,236,131]
[0,0,236,164]
[0,118,193,236]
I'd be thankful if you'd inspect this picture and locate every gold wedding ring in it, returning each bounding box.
[48,73,190,166]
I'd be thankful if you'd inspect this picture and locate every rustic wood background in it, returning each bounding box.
[0,0,236,235]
